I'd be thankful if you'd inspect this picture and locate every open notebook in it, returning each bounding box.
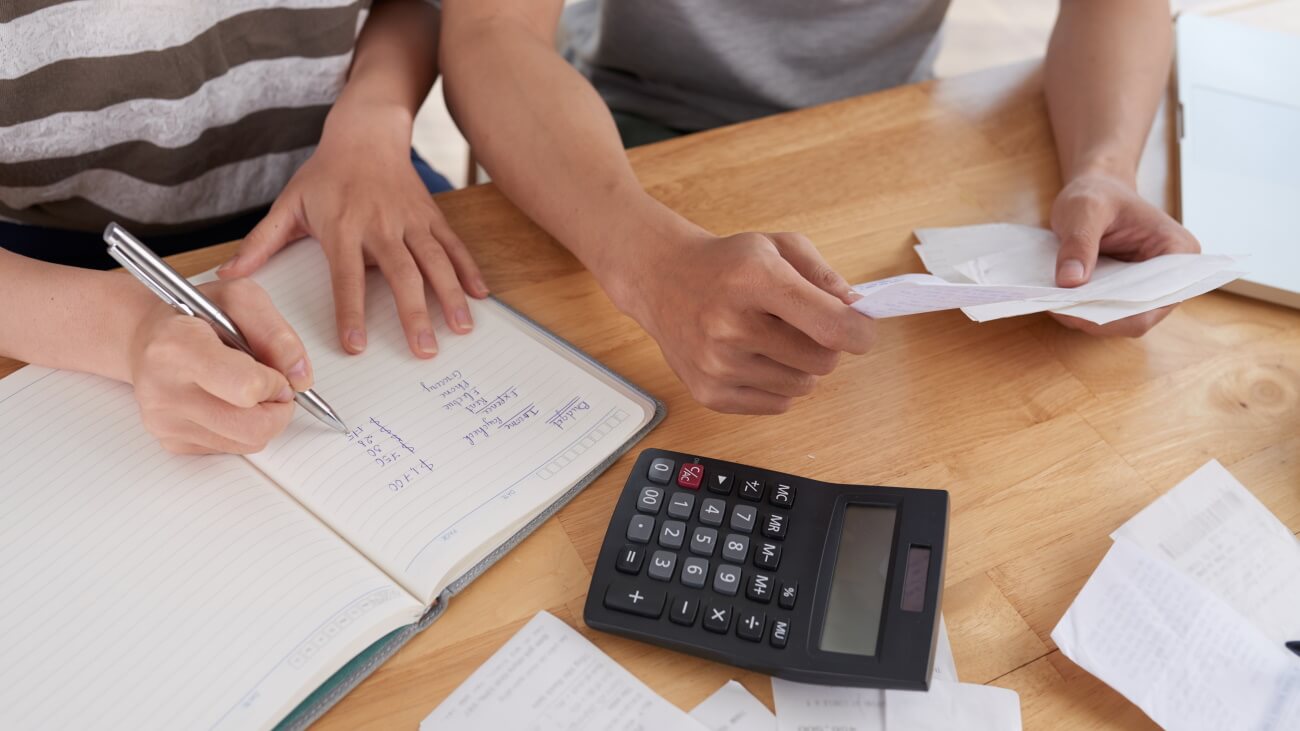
[0,240,662,730]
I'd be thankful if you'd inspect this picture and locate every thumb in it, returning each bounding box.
[770,232,857,304]
[218,202,300,279]
[1051,201,1108,288]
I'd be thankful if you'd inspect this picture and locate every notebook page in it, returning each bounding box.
[0,366,425,731]
[242,240,654,603]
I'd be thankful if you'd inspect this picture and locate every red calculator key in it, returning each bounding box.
[677,463,704,489]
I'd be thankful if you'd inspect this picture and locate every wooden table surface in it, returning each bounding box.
[5,61,1297,729]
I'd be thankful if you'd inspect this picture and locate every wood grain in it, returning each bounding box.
[3,61,1296,729]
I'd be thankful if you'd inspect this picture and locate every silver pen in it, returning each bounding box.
[104,222,348,434]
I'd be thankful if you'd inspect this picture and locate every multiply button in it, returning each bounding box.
[637,486,663,514]
[603,581,665,618]
[677,462,704,489]
[647,457,674,485]
[703,603,732,633]
[770,618,790,648]
[770,482,795,507]
[737,610,765,642]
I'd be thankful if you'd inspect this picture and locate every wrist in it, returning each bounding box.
[105,272,161,384]
[320,92,414,158]
[1062,149,1138,190]
[589,199,714,319]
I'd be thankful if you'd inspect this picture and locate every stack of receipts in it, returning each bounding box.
[424,610,1021,731]
[850,223,1243,324]
[1052,461,1300,731]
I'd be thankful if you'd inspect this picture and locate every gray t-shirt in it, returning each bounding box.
[563,0,951,133]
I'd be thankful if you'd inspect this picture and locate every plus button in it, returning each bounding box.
[628,590,644,604]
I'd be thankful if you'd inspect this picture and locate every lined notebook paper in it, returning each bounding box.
[1,238,658,730]
[0,367,424,730]
[243,241,652,602]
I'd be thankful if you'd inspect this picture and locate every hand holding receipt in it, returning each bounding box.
[104,223,347,435]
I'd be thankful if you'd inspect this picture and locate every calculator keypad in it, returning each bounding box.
[602,455,800,658]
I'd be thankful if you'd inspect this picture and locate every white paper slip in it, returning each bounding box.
[1051,539,1300,731]
[771,678,884,731]
[849,274,1057,318]
[884,682,1022,731]
[1048,269,1244,325]
[1111,460,1300,642]
[422,612,705,731]
[914,224,1059,282]
[690,681,776,731]
[931,616,958,685]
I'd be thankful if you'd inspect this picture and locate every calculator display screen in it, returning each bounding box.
[818,506,898,656]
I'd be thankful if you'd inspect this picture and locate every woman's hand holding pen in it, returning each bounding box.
[128,279,313,455]
[217,102,489,360]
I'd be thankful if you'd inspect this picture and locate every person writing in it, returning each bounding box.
[0,0,483,453]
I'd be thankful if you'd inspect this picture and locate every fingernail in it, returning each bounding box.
[845,291,864,304]
[274,385,294,403]
[454,307,473,331]
[418,330,438,355]
[1058,259,1085,284]
[217,254,239,274]
[347,329,366,353]
[475,278,490,296]
[287,358,309,386]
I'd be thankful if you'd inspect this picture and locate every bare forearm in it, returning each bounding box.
[328,0,440,141]
[1046,0,1171,185]
[440,11,708,297]
[0,249,153,381]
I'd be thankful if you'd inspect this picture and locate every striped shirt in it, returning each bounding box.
[0,0,377,235]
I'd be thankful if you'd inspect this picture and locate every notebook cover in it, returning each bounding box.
[275,298,666,730]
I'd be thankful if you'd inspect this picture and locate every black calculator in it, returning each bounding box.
[583,449,949,690]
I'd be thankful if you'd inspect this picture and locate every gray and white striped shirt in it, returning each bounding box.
[0,0,374,234]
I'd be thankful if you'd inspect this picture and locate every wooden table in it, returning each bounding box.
[6,61,1297,729]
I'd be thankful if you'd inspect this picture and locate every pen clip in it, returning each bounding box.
[107,243,195,317]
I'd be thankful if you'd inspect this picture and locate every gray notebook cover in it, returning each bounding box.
[275,299,666,730]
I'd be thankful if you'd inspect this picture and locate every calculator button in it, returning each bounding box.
[627,515,654,544]
[603,582,666,618]
[681,557,709,588]
[667,492,696,520]
[707,471,734,495]
[703,603,733,633]
[755,540,782,570]
[761,512,788,540]
[737,610,765,642]
[746,572,773,603]
[637,486,664,514]
[739,477,764,501]
[713,564,743,596]
[669,596,698,626]
[770,482,796,508]
[659,520,687,549]
[647,457,675,485]
[770,618,790,648]
[721,533,750,563]
[729,505,757,534]
[616,544,644,574]
[690,527,718,556]
[677,462,704,489]
[699,498,726,526]
[779,581,798,609]
[648,550,677,581]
